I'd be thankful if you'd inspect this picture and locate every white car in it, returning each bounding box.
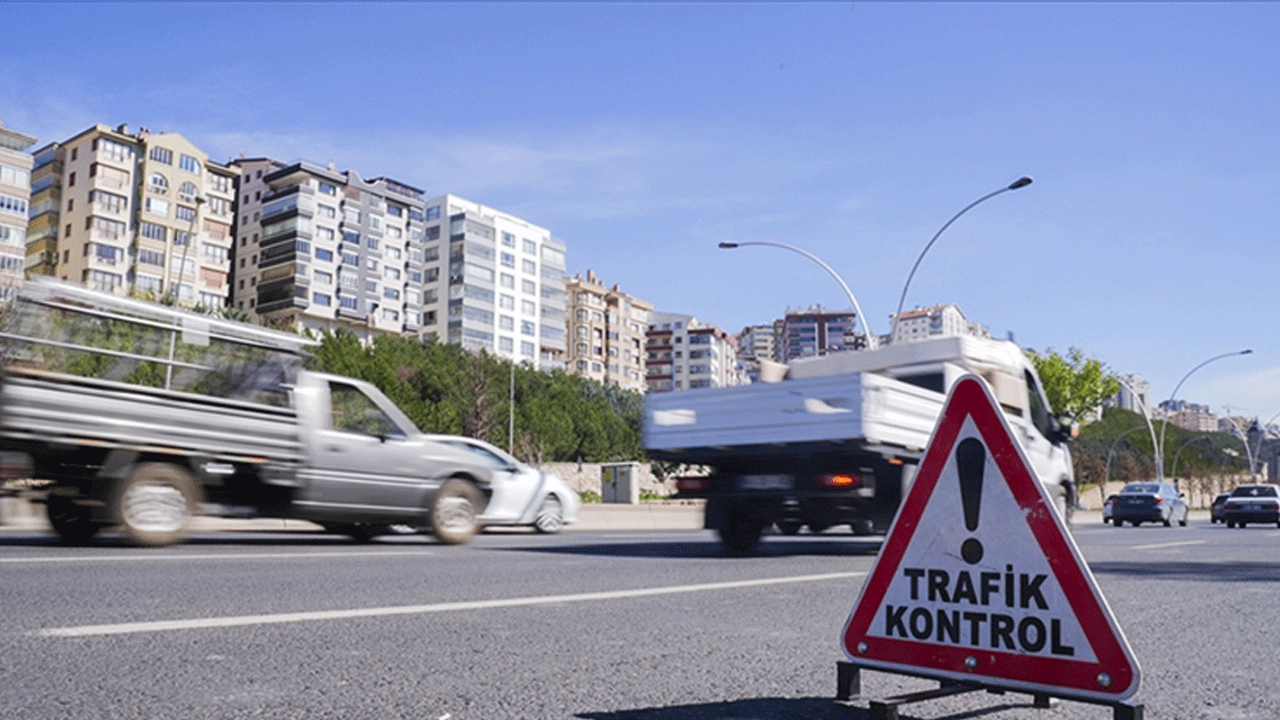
[429,436,580,533]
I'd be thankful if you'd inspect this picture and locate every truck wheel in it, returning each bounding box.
[47,493,102,545]
[718,502,764,553]
[850,519,875,536]
[430,480,482,545]
[777,520,802,535]
[113,463,201,547]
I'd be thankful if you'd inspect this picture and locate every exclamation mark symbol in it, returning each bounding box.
[956,437,985,565]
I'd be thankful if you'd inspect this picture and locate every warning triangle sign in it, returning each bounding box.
[841,375,1141,701]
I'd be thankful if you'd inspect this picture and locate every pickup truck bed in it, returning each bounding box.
[644,371,945,463]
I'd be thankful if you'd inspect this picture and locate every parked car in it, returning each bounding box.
[1210,492,1231,524]
[1110,482,1189,527]
[1102,494,1118,524]
[429,436,581,533]
[1221,484,1280,529]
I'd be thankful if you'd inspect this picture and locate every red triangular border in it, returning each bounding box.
[842,376,1140,701]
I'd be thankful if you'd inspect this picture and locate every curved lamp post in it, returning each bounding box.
[891,176,1032,344]
[1104,424,1154,494]
[1114,374,1159,470]
[718,240,876,349]
[1170,433,1217,485]
[1155,349,1253,481]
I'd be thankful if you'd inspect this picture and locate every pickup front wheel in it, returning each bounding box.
[430,480,482,545]
[113,463,201,546]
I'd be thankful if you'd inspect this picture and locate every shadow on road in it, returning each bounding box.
[502,535,884,560]
[1089,560,1280,582]
[575,694,1037,720]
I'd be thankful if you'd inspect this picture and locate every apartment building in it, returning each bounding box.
[419,195,567,370]
[780,306,861,361]
[26,124,236,309]
[646,311,740,392]
[890,303,989,344]
[229,158,429,339]
[564,269,651,392]
[0,120,36,302]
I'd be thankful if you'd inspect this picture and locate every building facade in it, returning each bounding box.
[565,269,651,392]
[645,312,739,392]
[26,124,235,309]
[780,306,860,361]
[418,195,567,370]
[0,120,36,302]
[1110,373,1153,415]
[229,158,429,339]
[890,304,990,344]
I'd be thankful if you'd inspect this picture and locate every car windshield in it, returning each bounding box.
[1121,484,1160,494]
[1230,485,1279,498]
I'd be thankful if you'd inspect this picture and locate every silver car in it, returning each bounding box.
[429,436,580,533]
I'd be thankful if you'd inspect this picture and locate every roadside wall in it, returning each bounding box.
[542,461,674,497]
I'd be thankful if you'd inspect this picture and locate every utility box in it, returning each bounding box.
[601,462,641,504]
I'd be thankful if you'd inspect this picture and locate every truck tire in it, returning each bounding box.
[113,463,201,547]
[47,492,102,545]
[718,501,765,553]
[430,479,482,545]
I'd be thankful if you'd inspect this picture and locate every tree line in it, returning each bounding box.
[307,329,645,463]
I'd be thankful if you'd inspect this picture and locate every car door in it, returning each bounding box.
[303,380,430,518]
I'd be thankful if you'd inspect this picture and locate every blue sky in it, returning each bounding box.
[3,2,1278,420]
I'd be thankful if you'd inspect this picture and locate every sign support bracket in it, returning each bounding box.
[835,661,1145,720]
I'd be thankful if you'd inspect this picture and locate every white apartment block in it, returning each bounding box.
[565,269,651,392]
[27,124,235,309]
[1111,373,1152,415]
[418,195,567,370]
[646,312,740,392]
[890,304,990,344]
[0,120,36,303]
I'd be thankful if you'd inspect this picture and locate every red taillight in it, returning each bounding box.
[818,473,862,489]
[675,477,708,493]
[1154,497,1164,505]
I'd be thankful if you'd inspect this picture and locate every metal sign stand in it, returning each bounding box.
[836,661,1144,720]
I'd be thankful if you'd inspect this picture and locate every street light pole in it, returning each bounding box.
[1155,349,1252,481]
[718,240,876,349]
[891,176,1032,344]
[165,195,205,390]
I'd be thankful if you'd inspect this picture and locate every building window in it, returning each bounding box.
[145,197,170,217]
[318,182,337,196]
[139,221,167,242]
[148,173,169,195]
[150,147,173,165]
[179,154,201,174]
[313,292,331,306]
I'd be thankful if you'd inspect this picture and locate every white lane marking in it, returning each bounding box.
[35,571,865,638]
[1131,540,1206,551]
[0,550,436,564]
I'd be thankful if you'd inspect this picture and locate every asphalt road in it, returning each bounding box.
[1,510,1278,719]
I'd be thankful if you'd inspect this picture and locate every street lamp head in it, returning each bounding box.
[718,242,739,249]
[1241,349,1254,355]
[1008,176,1033,190]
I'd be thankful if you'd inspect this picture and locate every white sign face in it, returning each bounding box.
[842,376,1140,702]
[868,416,1095,663]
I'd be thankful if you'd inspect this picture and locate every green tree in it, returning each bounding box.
[1025,346,1120,422]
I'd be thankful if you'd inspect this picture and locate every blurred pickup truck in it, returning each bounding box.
[644,334,1076,552]
[0,278,493,546]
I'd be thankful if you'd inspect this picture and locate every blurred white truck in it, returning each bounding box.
[644,334,1076,552]
[0,279,494,546]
